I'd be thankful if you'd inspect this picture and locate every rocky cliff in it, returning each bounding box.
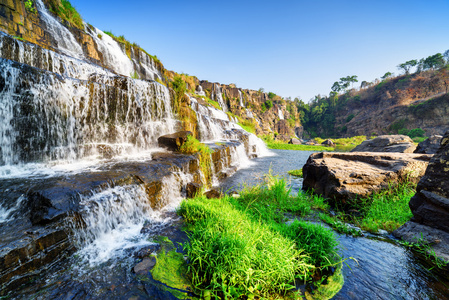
[0,0,301,141]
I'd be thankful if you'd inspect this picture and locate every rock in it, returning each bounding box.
[157,131,192,152]
[294,126,304,139]
[302,152,431,203]
[133,256,157,275]
[185,182,201,198]
[407,132,449,232]
[321,139,336,147]
[288,138,301,145]
[393,221,449,263]
[204,189,222,199]
[414,135,443,154]
[351,135,416,153]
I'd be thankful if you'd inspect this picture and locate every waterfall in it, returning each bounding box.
[238,90,245,107]
[71,172,191,266]
[35,0,84,59]
[278,109,284,120]
[196,85,206,96]
[213,84,228,112]
[0,58,175,168]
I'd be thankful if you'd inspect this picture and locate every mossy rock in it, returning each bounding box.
[305,263,344,300]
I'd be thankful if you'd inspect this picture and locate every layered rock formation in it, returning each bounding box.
[394,131,449,262]
[302,152,431,203]
[351,135,416,153]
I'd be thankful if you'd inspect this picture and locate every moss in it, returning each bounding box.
[288,169,303,177]
[179,104,199,139]
[305,263,344,300]
[179,136,212,186]
[46,0,83,30]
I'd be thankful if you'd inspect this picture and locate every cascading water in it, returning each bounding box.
[212,83,228,112]
[278,108,284,120]
[35,0,84,58]
[238,90,245,107]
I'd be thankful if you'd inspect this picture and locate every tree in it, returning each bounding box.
[423,53,445,70]
[444,49,449,63]
[268,92,276,99]
[340,75,358,89]
[331,81,342,92]
[360,81,370,89]
[381,72,393,80]
[397,59,418,74]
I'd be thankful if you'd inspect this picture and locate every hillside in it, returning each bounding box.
[298,66,449,139]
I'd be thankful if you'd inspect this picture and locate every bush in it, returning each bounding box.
[407,128,426,139]
[345,114,355,123]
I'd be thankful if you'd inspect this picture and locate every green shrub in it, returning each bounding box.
[48,0,83,30]
[407,128,426,139]
[288,169,303,177]
[345,114,355,123]
[179,136,212,186]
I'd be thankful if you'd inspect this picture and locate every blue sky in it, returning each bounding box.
[73,0,449,101]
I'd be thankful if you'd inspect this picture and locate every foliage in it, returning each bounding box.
[345,114,355,123]
[170,76,186,114]
[288,169,303,177]
[179,136,212,186]
[261,136,332,151]
[398,59,418,74]
[268,92,276,99]
[238,119,256,134]
[319,213,363,237]
[24,0,36,13]
[328,181,416,233]
[407,128,426,139]
[264,99,273,110]
[178,174,340,298]
[47,0,83,30]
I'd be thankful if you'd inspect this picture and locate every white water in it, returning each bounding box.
[0,58,175,170]
[35,0,84,59]
[212,83,228,112]
[72,171,191,267]
[238,90,245,107]
[196,85,206,96]
[278,109,284,120]
[0,195,25,223]
[89,27,134,77]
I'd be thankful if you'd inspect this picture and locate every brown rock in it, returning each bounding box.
[157,131,192,152]
[351,135,416,153]
[133,256,156,275]
[408,132,449,232]
[185,182,201,198]
[321,139,336,147]
[204,189,222,199]
[288,138,301,145]
[414,135,442,154]
[302,152,431,203]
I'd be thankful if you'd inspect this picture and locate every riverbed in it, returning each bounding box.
[7,149,449,299]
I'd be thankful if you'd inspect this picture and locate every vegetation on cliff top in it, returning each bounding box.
[46,0,83,30]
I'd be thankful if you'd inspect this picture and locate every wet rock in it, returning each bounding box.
[134,244,161,259]
[185,182,201,198]
[157,131,192,152]
[133,256,157,275]
[321,139,336,147]
[407,132,449,232]
[204,189,222,199]
[393,221,449,262]
[302,152,431,203]
[294,126,304,139]
[414,135,443,154]
[288,138,301,145]
[351,135,416,153]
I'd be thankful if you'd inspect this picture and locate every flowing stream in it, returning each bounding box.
[221,149,449,300]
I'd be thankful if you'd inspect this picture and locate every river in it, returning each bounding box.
[6,149,449,299]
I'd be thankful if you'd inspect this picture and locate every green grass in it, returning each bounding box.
[178,174,340,298]
[314,136,367,152]
[288,169,303,177]
[265,141,332,151]
[179,136,212,186]
[354,182,415,233]
[47,0,83,30]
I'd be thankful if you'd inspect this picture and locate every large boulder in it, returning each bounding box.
[351,135,416,153]
[302,152,431,203]
[407,132,449,232]
[321,139,336,147]
[157,131,192,152]
[288,138,302,145]
[414,135,443,154]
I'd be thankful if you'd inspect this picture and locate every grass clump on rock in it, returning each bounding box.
[178,174,340,299]
[179,135,212,185]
